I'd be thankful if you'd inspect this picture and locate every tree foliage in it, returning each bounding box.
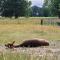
[43,0,60,18]
[0,0,31,18]
[51,0,60,18]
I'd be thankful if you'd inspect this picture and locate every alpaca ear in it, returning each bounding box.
[12,41,15,44]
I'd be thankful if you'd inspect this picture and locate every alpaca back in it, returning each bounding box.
[20,39,49,47]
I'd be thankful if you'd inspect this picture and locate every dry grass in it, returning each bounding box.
[0,17,60,60]
[0,24,60,44]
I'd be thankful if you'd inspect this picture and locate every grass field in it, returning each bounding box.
[0,17,60,44]
[0,17,60,60]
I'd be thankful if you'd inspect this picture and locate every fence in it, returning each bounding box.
[0,17,60,26]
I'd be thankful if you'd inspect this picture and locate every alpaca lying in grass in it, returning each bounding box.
[5,39,49,48]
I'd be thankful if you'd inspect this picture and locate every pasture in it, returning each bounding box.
[0,17,60,60]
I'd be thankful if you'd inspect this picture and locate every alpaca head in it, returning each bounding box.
[5,41,15,48]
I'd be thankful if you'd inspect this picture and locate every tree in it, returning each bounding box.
[43,0,53,17]
[25,1,32,17]
[0,0,31,18]
[51,0,60,18]
[43,7,50,17]
[43,0,60,18]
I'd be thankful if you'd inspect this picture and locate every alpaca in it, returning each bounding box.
[5,39,49,48]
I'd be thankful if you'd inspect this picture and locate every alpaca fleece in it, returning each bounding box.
[19,39,49,47]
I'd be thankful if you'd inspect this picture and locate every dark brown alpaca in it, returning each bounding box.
[5,39,49,48]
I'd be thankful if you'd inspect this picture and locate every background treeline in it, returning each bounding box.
[0,0,60,18]
[0,0,31,18]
